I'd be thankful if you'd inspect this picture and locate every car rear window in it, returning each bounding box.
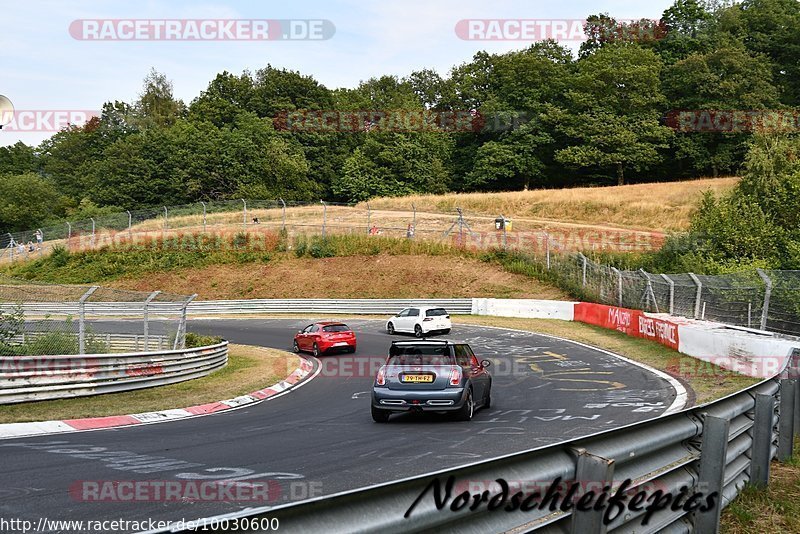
[388,345,453,366]
[425,308,448,317]
[322,324,350,332]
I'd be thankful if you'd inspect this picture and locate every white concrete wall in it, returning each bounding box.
[471,299,576,320]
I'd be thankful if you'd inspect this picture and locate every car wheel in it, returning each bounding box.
[292,340,300,353]
[414,325,423,338]
[371,405,390,423]
[455,389,474,421]
[348,346,356,354]
[441,328,451,335]
[387,323,395,335]
[312,343,321,358]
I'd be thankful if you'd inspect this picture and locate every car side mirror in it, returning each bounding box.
[298,330,303,334]
[481,360,491,368]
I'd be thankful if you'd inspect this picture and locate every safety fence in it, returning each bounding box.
[549,253,800,338]
[189,298,474,316]
[149,374,796,534]
[0,276,196,356]
[0,341,228,404]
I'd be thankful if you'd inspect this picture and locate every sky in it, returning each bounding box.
[1,0,676,147]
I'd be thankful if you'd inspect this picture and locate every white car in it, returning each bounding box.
[386,307,452,337]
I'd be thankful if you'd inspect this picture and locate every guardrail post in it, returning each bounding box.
[693,414,730,533]
[78,286,99,355]
[751,393,775,486]
[241,198,247,230]
[200,201,207,233]
[570,449,614,534]
[778,379,795,461]
[320,200,327,238]
[173,294,197,350]
[756,268,772,331]
[579,253,588,287]
[143,290,160,351]
[688,272,702,319]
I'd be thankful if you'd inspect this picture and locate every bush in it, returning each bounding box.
[185,332,223,348]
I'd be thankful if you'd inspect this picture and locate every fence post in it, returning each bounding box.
[778,379,795,462]
[411,203,416,239]
[279,198,286,231]
[693,414,730,533]
[143,290,160,351]
[90,218,96,248]
[751,392,775,486]
[173,294,197,350]
[200,201,207,233]
[569,449,614,534]
[126,210,132,240]
[320,201,327,238]
[78,286,99,355]
[162,206,168,238]
[66,222,72,243]
[756,268,772,331]
[366,203,371,235]
[610,267,623,307]
[241,199,247,230]
[545,231,550,269]
[688,272,702,319]
[580,253,588,287]
[641,269,658,313]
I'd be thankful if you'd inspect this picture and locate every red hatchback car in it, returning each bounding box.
[293,322,357,357]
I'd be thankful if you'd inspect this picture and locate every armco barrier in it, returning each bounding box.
[146,376,795,534]
[0,342,228,404]
[189,298,474,315]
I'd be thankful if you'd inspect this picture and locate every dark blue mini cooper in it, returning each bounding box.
[371,340,492,422]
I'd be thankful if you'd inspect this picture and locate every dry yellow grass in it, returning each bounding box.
[362,177,739,232]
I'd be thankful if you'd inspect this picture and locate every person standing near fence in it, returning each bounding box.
[35,229,43,250]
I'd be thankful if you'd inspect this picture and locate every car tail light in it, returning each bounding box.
[448,367,461,386]
[376,367,386,386]
[423,317,433,321]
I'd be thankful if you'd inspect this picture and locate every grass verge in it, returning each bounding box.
[721,441,800,533]
[453,316,759,405]
[0,344,300,424]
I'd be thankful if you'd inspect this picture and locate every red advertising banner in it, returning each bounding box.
[574,303,680,351]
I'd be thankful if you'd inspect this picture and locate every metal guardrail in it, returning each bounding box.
[148,375,797,534]
[0,341,228,404]
[3,300,472,317]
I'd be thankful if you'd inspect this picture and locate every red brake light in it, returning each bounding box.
[448,367,461,386]
[376,367,386,386]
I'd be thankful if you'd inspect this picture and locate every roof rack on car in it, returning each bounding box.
[390,339,450,344]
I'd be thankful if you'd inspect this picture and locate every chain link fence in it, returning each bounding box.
[0,274,195,356]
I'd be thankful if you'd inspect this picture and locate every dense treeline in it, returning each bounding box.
[1,0,799,235]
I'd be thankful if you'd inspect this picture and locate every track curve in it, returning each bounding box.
[0,319,682,532]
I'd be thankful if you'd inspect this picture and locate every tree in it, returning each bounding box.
[0,173,67,233]
[555,44,673,184]
[134,68,186,129]
[0,142,37,176]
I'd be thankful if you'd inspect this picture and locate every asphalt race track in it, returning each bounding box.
[0,319,681,533]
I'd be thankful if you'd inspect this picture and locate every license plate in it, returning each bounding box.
[402,374,433,383]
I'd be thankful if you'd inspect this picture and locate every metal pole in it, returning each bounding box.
[321,201,327,238]
[67,222,72,242]
[412,203,416,239]
[778,379,795,462]
[37,228,43,256]
[280,198,286,231]
[751,393,775,486]
[688,272,702,319]
[200,201,207,233]
[569,449,614,534]
[693,415,730,533]
[748,302,752,328]
[174,294,197,350]
[457,208,464,246]
[366,203,371,235]
[143,290,160,351]
[641,269,658,313]
[90,218,96,248]
[610,267,623,306]
[242,199,247,230]
[78,286,99,355]
[660,274,675,315]
[163,207,168,238]
[545,231,550,269]
[580,253,587,287]
[756,268,772,331]
[126,210,132,240]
